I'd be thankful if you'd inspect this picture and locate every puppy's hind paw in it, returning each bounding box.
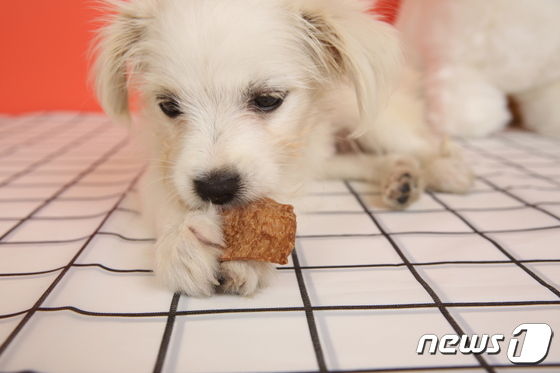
[381,158,423,209]
[218,261,275,296]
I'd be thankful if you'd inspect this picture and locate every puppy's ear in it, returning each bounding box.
[295,0,402,135]
[92,0,154,122]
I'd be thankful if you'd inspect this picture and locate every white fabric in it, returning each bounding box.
[0,113,559,372]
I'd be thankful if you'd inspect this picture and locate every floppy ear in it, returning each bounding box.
[295,0,402,135]
[92,0,154,122]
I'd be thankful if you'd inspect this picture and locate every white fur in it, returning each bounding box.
[94,0,473,297]
[397,0,560,137]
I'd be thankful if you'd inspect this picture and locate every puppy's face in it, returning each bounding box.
[95,0,401,208]
[141,1,319,208]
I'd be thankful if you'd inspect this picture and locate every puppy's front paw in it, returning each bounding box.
[218,261,275,296]
[155,212,223,297]
[381,157,423,209]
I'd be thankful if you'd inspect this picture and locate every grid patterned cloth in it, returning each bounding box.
[0,113,559,373]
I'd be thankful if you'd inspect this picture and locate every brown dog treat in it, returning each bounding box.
[220,198,296,265]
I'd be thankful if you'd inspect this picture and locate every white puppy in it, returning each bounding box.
[94,0,473,297]
[397,0,560,137]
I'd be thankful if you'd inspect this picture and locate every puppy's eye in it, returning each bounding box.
[158,98,182,118]
[252,95,284,112]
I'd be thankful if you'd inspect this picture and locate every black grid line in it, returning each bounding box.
[4,201,560,222]
[0,147,143,358]
[153,292,181,373]
[1,224,558,247]
[299,205,546,215]
[0,263,154,278]
[2,299,559,321]
[295,224,560,238]
[292,250,328,373]
[2,257,560,280]
[0,209,140,222]
[0,237,92,246]
[6,179,135,188]
[95,231,155,242]
[344,181,495,373]
[57,191,137,202]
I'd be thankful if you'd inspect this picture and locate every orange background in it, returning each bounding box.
[0,0,400,114]
[0,0,103,114]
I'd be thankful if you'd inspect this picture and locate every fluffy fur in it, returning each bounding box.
[397,0,560,137]
[93,0,473,297]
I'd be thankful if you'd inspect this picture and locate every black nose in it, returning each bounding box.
[193,170,241,205]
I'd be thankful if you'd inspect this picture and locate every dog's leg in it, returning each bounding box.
[323,154,423,209]
[154,208,224,297]
[140,170,223,297]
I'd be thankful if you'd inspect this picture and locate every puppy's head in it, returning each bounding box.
[94,0,401,208]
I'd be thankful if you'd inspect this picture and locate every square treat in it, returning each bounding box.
[220,198,296,265]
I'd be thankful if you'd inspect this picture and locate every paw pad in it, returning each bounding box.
[383,171,421,209]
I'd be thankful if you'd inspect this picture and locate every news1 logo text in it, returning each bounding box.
[417,323,553,364]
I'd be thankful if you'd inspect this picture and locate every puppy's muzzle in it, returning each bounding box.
[194,170,241,205]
